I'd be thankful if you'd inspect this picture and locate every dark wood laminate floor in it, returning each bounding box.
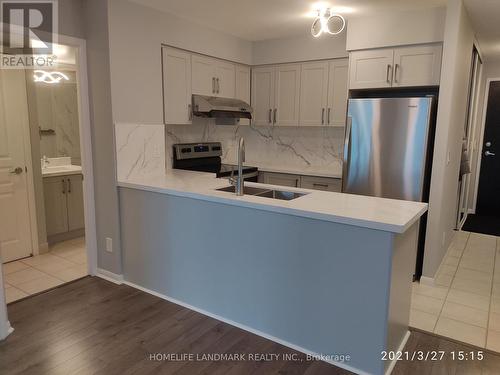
[0,277,499,375]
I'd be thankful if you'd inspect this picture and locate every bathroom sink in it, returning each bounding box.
[42,165,82,176]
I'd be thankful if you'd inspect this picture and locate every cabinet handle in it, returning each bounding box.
[321,108,325,125]
[295,179,299,187]
[62,179,66,194]
[327,108,331,125]
[394,64,399,83]
[313,183,329,188]
[212,77,215,94]
[188,104,192,121]
[67,178,72,193]
[273,108,277,124]
[268,109,272,124]
[386,64,392,84]
[216,78,220,94]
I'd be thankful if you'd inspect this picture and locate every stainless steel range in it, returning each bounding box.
[172,142,258,182]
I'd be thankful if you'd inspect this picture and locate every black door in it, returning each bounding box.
[476,81,500,215]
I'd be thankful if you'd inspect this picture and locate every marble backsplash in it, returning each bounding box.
[166,119,344,177]
[114,120,345,181]
[114,123,165,181]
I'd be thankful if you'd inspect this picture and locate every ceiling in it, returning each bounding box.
[464,0,500,60]
[130,0,446,42]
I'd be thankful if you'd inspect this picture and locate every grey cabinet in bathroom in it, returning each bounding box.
[43,174,85,240]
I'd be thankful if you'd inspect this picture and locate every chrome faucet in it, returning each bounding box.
[229,137,245,196]
[42,155,49,169]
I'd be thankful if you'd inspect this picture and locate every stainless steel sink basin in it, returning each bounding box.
[216,186,270,195]
[216,186,307,201]
[254,190,307,201]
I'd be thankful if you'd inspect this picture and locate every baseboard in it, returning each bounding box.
[384,330,411,375]
[95,268,123,285]
[419,276,435,286]
[123,279,373,375]
[48,229,85,245]
[38,242,49,253]
[1,322,14,341]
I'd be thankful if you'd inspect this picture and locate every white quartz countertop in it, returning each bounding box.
[117,170,427,234]
[42,165,82,177]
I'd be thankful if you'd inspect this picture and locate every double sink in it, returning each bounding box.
[216,185,307,201]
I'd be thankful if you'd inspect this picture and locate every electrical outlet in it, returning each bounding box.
[106,237,113,253]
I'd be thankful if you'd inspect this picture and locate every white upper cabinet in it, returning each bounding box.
[299,62,329,126]
[235,65,251,125]
[274,64,301,126]
[192,54,236,97]
[251,66,275,127]
[327,59,349,127]
[215,61,236,98]
[349,49,394,89]
[162,47,192,125]
[192,55,216,96]
[393,45,442,87]
[349,44,443,89]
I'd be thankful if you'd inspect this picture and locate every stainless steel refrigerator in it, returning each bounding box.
[342,96,436,279]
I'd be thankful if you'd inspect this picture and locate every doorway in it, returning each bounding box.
[1,36,97,304]
[464,80,500,236]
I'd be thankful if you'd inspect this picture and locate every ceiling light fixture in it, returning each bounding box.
[311,8,345,38]
[33,70,69,84]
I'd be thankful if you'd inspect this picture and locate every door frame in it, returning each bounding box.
[471,77,500,213]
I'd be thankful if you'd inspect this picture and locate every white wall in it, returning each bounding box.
[346,7,446,51]
[423,0,475,278]
[252,33,347,65]
[107,0,253,125]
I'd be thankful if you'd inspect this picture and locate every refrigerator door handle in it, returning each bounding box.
[342,116,353,191]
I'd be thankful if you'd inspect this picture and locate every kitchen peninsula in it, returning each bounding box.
[117,160,427,375]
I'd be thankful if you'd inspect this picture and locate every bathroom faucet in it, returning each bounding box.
[229,137,245,196]
[42,155,49,169]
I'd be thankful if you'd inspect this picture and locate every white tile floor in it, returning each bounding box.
[410,231,500,352]
[3,237,87,304]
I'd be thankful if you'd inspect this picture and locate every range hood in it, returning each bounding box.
[192,94,252,119]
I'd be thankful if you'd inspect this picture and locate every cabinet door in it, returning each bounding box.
[300,176,341,192]
[162,47,192,125]
[43,177,68,236]
[67,174,85,232]
[274,64,301,127]
[192,54,216,96]
[393,45,442,87]
[327,59,349,127]
[299,62,329,126]
[215,61,236,98]
[262,172,301,188]
[235,65,251,125]
[349,49,394,89]
[251,66,275,127]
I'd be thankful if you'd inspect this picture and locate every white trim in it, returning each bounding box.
[123,279,376,375]
[384,331,411,375]
[472,77,500,212]
[95,269,123,285]
[419,276,435,286]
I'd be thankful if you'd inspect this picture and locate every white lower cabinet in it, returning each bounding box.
[259,172,341,192]
[44,174,85,237]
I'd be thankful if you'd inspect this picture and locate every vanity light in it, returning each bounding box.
[311,8,345,38]
[33,70,69,84]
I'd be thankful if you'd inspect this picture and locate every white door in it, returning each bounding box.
[274,64,301,127]
[393,45,442,87]
[235,65,251,125]
[0,70,32,262]
[349,49,394,89]
[192,54,216,96]
[327,59,349,127]
[251,67,275,127]
[299,62,329,126]
[215,61,235,98]
[162,47,192,125]
[67,174,85,232]
[43,177,68,236]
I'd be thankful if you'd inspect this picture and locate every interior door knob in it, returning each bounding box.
[485,151,496,156]
[9,167,23,174]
